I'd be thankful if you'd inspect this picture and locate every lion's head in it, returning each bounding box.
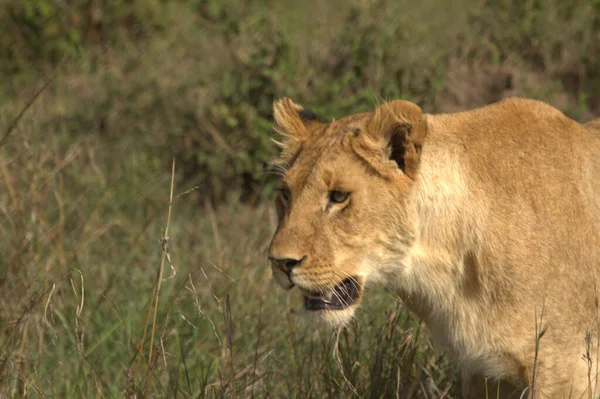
[268,98,427,327]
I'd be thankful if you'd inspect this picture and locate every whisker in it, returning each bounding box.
[267,163,290,174]
[258,170,286,178]
[335,269,363,293]
[325,277,351,309]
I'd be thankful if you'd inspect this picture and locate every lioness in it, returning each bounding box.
[267,97,600,398]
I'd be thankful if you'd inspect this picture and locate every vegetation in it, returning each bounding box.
[1,0,599,397]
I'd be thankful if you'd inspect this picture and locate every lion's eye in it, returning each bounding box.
[279,188,291,204]
[329,190,350,204]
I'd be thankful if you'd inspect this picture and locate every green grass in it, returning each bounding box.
[0,122,457,397]
[0,89,457,396]
[1,0,600,397]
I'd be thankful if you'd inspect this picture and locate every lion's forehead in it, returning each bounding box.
[310,118,364,146]
[323,112,370,137]
[283,149,334,193]
[282,117,366,187]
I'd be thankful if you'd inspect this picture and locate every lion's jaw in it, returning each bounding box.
[272,249,408,328]
[267,98,424,328]
[271,241,410,328]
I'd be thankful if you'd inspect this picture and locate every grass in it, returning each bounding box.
[0,124,457,397]
[1,0,600,397]
[0,88,458,396]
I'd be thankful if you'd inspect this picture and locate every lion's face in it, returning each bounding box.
[268,99,427,327]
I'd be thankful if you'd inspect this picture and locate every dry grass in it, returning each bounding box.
[0,95,457,396]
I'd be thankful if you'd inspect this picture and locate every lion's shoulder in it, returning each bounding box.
[429,97,588,147]
[585,118,600,137]
[422,98,598,207]
[457,97,568,126]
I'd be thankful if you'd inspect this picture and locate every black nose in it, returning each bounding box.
[268,255,306,273]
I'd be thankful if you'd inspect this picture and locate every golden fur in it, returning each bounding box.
[587,117,600,137]
[268,97,600,398]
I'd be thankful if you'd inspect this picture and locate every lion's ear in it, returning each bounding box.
[272,98,322,144]
[362,100,427,179]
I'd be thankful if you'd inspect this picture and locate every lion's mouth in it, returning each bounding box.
[303,277,361,311]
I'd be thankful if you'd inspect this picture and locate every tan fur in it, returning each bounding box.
[586,118,600,137]
[268,97,600,398]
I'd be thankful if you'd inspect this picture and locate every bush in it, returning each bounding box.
[1,0,170,79]
[2,0,599,203]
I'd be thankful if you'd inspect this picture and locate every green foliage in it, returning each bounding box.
[468,0,600,115]
[4,0,598,202]
[1,0,170,86]
[2,0,81,71]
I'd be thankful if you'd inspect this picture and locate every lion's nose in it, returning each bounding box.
[268,255,306,273]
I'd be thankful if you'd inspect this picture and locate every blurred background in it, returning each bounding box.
[1,0,599,397]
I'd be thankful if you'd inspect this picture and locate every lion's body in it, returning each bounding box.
[407,100,600,397]
[587,117,600,137]
[268,97,600,398]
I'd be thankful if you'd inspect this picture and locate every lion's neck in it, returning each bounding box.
[396,117,494,348]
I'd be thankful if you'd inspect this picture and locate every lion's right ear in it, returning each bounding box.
[359,100,427,180]
[272,98,322,145]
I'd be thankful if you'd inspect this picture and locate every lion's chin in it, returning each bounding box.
[300,306,358,329]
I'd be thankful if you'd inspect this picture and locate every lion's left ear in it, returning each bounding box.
[362,100,427,179]
[272,98,322,143]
